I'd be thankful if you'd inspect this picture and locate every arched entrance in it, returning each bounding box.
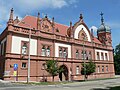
[59,65,69,81]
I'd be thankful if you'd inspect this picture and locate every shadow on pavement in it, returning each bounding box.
[91,86,120,90]
[91,88,109,90]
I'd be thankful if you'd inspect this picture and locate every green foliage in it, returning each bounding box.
[114,43,120,75]
[45,60,63,81]
[81,60,96,79]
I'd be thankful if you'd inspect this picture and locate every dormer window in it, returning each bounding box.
[56,28,59,32]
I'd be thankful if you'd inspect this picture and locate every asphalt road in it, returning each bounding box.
[0,78,120,90]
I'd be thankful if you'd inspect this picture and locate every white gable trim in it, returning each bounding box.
[74,24,91,42]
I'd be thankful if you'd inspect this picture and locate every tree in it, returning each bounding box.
[81,60,96,80]
[45,60,63,82]
[114,43,120,75]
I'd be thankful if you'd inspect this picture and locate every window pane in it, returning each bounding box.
[101,53,104,60]
[102,66,104,72]
[59,48,62,57]
[105,53,108,60]
[63,49,67,58]
[98,66,100,73]
[22,62,26,68]
[46,47,50,56]
[76,66,79,74]
[97,52,100,60]
[41,46,46,56]
[22,43,27,55]
[76,50,79,59]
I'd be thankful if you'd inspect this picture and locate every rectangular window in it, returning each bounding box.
[76,66,79,74]
[105,53,108,60]
[88,51,92,60]
[22,62,26,68]
[46,46,50,56]
[76,50,79,59]
[21,41,28,55]
[84,51,87,60]
[63,49,67,58]
[98,66,100,73]
[106,66,108,72]
[41,46,46,56]
[59,48,63,57]
[81,50,84,59]
[97,52,99,60]
[102,66,104,72]
[101,52,104,60]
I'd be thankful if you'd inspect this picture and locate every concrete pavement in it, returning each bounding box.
[0,77,120,90]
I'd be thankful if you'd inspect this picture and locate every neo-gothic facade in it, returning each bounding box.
[0,8,115,82]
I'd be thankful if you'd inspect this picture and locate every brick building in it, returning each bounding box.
[0,8,115,82]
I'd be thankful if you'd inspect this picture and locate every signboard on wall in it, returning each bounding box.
[14,64,18,71]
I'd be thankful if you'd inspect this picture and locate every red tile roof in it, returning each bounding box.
[17,15,101,44]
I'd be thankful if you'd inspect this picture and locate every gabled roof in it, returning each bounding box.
[17,15,68,36]
[16,15,101,44]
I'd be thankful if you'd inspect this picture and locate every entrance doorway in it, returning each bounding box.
[59,65,68,81]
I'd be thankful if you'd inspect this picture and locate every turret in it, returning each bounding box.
[97,12,112,46]
[7,8,14,25]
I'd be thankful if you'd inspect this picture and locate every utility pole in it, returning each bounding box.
[22,21,31,83]
[27,28,31,83]
[83,37,86,81]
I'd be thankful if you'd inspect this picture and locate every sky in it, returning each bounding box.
[0,0,120,49]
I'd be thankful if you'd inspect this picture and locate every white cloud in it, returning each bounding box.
[0,0,78,31]
[89,26,98,32]
[0,0,78,22]
[89,26,98,36]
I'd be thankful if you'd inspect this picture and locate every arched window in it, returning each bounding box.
[76,50,79,59]
[22,43,27,55]
[41,46,46,56]
[84,51,87,60]
[81,50,84,59]
[59,48,63,57]
[88,51,92,60]
[46,46,50,56]
[63,49,67,58]
[76,66,79,74]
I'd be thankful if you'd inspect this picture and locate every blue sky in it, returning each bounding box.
[0,0,120,48]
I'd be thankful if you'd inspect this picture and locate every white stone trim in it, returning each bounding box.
[95,49,109,60]
[74,24,91,42]
[55,43,71,58]
[11,36,37,55]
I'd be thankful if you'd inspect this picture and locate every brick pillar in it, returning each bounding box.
[6,32,12,54]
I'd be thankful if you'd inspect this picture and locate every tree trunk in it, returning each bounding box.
[52,76,54,82]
